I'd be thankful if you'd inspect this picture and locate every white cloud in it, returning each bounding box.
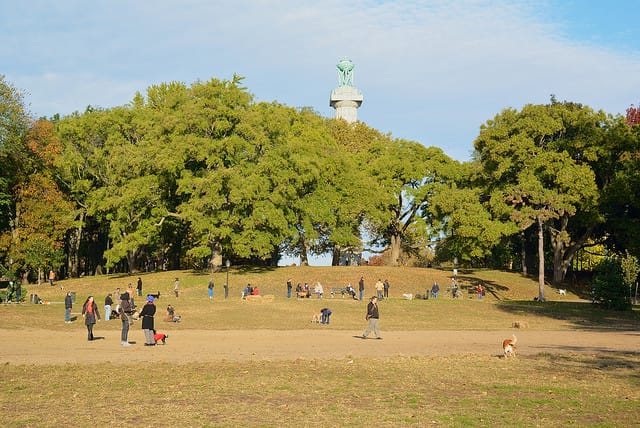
[4,0,640,161]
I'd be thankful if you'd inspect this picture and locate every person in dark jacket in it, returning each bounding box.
[119,292,134,346]
[81,296,100,340]
[140,295,157,346]
[361,296,381,339]
[64,291,73,323]
[104,293,113,321]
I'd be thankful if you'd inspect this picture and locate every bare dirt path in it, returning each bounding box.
[2,328,638,365]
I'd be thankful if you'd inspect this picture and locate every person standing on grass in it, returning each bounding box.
[375,279,384,300]
[81,296,100,341]
[362,296,381,339]
[358,276,365,301]
[224,282,229,299]
[174,278,180,298]
[137,277,143,297]
[119,292,134,346]
[49,269,55,286]
[140,295,157,346]
[287,278,292,299]
[477,284,484,300]
[431,281,439,299]
[383,279,390,299]
[104,293,113,321]
[208,279,214,299]
[64,291,73,323]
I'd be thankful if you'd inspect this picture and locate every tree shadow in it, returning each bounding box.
[457,276,510,300]
[530,350,640,380]
[496,300,640,330]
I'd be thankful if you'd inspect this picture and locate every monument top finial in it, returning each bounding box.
[336,58,355,87]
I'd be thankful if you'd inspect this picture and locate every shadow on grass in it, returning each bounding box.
[496,300,640,330]
[457,276,510,300]
[533,351,640,380]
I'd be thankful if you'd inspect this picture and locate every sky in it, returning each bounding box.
[3,0,640,264]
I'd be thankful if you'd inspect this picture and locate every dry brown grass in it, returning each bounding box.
[2,266,639,427]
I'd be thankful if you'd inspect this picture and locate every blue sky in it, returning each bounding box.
[2,1,640,162]
[3,0,640,264]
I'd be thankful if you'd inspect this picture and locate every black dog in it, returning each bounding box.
[147,291,161,300]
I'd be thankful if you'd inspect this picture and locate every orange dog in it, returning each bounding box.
[503,334,517,358]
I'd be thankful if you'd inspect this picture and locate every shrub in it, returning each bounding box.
[591,258,632,310]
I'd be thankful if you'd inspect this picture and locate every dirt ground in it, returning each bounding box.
[2,328,638,365]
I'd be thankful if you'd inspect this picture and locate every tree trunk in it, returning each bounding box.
[520,231,527,276]
[537,217,546,301]
[389,234,401,266]
[331,246,341,266]
[209,241,222,271]
[126,249,137,273]
[549,215,592,285]
[67,211,85,278]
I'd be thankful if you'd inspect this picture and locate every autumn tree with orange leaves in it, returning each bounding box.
[0,118,76,284]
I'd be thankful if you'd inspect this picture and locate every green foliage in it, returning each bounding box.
[591,258,632,310]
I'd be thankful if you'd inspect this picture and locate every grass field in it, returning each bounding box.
[1,266,639,427]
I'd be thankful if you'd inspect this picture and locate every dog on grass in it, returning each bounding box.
[558,289,567,296]
[153,330,168,345]
[402,293,414,301]
[502,334,517,358]
[311,312,322,323]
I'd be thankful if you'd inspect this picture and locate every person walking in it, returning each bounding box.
[383,279,390,299]
[14,281,21,303]
[104,293,113,321]
[286,278,292,299]
[208,280,214,300]
[49,269,55,286]
[81,296,100,341]
[136,277,143,297]
[174,278,180,298]
[140,295,157,346]
[358,276,365,301]
[477,284,484,300]
[119,292,134,346]
[362,296,381,339]
[64,291,73,323]
[224,282,229,299]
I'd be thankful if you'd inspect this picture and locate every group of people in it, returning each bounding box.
[287,276,390,302]
[374,278,390,300]
[293,282,325,298]
[64,276,178,347]
[242,284,260,298]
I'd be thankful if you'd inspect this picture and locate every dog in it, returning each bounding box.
[153,330,168,345]
[147,291,161,299]
[502,334,517,358]
[558,289,567,296]
[311,312,322,323]
[512,321,529,329]
[402,293,414,301]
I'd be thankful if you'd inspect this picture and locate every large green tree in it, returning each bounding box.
[363,137,456,266]
[474,101,603,299]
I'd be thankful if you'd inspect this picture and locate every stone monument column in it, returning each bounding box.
[330,58,363,123]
